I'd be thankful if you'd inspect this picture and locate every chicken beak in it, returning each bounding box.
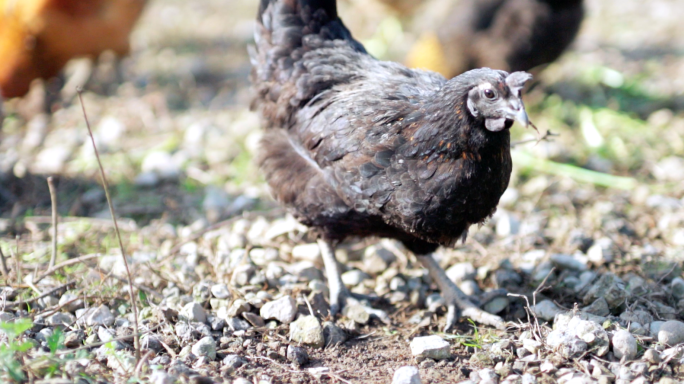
[505,106,529,128]
[514,108,529,128]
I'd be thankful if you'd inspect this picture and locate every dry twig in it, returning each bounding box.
[3,280,76,309]
[47,176,58,269]
[34,253,101,283]
[0,246,9,280]
[511,129,557,147]
[78,89,141,364]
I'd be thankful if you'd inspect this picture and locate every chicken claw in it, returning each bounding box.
[318,239,390,324]
[417,254,505,331]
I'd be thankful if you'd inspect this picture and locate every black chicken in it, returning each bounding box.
[250,0,532,330]
[406,0,584,77]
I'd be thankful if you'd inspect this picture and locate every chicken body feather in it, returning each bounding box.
[252,0,514,254]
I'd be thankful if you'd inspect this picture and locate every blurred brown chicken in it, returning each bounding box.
[404,0,584,77]
[0,0,147,99]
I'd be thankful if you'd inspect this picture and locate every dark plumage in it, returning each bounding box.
[406,0,584,77]
[250,0,532,329]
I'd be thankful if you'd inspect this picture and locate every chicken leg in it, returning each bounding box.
[318,239,390,324]
[417,254,505,331]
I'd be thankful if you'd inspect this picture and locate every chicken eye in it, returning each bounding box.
[483,89,496,99]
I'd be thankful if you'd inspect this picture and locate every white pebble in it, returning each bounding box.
[612,330,637,360]
[392,366,422,384]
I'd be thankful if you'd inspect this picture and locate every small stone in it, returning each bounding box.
[107,352,136,375]
[540,360,556,373]
[476,368,500,384]
[658,320,684,345]
[231,264,255,287]
[458,280,481,296]
[141,334,162,352]
[341,270,370,287]
[658,378,677,384]
[222,354,247,373]
[342,304,370,325]
[494,269,522,288]
[392,366,422,384]
[410,335,451,361]
[652,156,684,182]
[192,282,212,303]
[35,327,54,343]
[290,315,324,348]
[583,297,610,317]
[59,293,84,312]
[323,321,347,346]
[0,311,14,322]
[483,297,509,314]
[288,262,321,282]
[180,302,207,323]
[532,300,563,321]
[191,336,217,360]
[141,151,179,179]
[226,317,252,331]
[550,253,588,271]
[612,330,637,360]
[446,263,476,283]
[363,245,395,275]
[521,373,536,384]
[243,312,265,327]
[586,240,613,265]
[226,299,251,317]
[64,330,85,348]
[210,299,229,310]
[291,243,321,262]
[210,317,226,331]
[390,276,408,292]
[425,294,445,311]
[47,312,76,327]
[642,349,660,365]
[86,305,115,327]
[523,339,542,354]
[650,321,665,337]
[260,296,297,324]
[211,284,231,300]
[150,369,176,384]
[575,271,597,293]
[495,210,519,237]
[620,310,653,326]
[287,345,309,366]
[671,278,684,300]
[97,327,115,343]
[583,273,626,310]
[309,280,328,294]
[388,291,408,304]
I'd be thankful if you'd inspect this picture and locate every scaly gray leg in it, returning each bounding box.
[417,254,505,331]
[317,239,390,324]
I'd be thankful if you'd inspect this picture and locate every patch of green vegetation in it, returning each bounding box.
[0,319,34,382]
[441,319,499,350]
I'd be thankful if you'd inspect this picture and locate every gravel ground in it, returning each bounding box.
[0,0,684,383]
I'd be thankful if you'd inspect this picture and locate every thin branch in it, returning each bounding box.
[47,176,58,269]
[3,280,77,309]
[78,89,141,364]
[0,246,9,281]
[11,237,21,285]
[34,253,101,283]
[511,129,557,147]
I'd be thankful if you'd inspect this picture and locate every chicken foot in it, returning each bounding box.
[318,239,390,324]
[417,254,505,331]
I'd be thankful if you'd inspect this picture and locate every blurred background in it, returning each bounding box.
[0,0,683,260]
